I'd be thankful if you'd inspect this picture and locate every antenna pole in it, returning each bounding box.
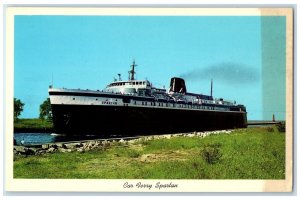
[129,60,138,80]
[210,79,213,97]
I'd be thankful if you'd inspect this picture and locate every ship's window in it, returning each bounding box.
[143,81,145,85]
[142,102,144,105]
[96,98,98,101]
[134,101,136,105]
[145,102,147,105]
[139,81,142,85]
[73,98,75,100]
[133,82,135,85]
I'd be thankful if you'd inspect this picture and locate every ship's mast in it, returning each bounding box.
[210,79,213,98]
[128,60,138,80]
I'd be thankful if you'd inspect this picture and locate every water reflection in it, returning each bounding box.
[14,133,56,145]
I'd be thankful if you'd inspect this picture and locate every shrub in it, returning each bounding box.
[127,150,141,158]
[266,127,274,132]
[201,143,222,164]
[276,122,286,132]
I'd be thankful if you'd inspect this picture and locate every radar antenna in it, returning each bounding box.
[128,60,138,80]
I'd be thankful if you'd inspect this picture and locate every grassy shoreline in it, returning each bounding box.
[13,126,285,179]
[14,118,54,133]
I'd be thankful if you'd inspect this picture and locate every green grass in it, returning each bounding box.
[13,126,285,179]
[14,118,53,129]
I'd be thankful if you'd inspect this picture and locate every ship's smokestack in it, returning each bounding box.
[169,77,187,93]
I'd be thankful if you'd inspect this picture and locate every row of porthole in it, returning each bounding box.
[70,97,227,111]
[133,100,221,111]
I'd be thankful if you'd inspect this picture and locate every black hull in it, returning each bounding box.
[51,105,247,136]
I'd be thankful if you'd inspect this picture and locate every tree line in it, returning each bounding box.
[14,98,52,121]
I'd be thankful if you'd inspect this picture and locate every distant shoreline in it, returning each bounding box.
[14,118,54,133]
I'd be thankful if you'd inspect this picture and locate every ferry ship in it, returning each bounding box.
[49,61,247,135]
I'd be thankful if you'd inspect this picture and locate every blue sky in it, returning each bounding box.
[14,16,286,120]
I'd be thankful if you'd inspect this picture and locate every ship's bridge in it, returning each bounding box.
[104,80,151,95]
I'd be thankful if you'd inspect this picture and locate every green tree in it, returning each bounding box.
[39,98,52,121]
[14,98,24,121]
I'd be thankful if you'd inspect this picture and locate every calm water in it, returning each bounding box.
[13,133,110,146]
[14,133,57,145]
